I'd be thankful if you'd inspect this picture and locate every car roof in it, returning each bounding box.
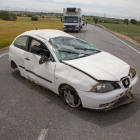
[22,29,74,41]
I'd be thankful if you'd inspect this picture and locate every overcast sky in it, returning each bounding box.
[0,0,140,20]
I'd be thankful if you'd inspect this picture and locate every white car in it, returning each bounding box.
[9,29,138,110]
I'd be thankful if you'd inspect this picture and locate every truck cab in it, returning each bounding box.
[63,8,82,32]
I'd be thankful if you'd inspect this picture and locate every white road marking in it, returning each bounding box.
[102,29,140,55]
[0,53,8,58]
[38,129,48,140]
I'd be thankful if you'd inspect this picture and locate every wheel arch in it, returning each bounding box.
[11,60,17,69]
[58,83,76,96]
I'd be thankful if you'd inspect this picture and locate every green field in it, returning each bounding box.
[98,23,140,43]
[0,17,63,50]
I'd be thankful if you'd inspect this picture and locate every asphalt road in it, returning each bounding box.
[0,24,140,140]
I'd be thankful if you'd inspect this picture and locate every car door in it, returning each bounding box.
[24,37,56,93]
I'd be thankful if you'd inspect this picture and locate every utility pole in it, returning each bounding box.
[26,8,27,16]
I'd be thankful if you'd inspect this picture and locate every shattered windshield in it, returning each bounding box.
[49,36,100,61]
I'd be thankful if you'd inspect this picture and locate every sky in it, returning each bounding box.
[0,0,140,20]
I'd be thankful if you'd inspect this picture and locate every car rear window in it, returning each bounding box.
[14,36,27,50]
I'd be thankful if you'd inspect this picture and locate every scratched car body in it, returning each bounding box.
[9,29,138,110]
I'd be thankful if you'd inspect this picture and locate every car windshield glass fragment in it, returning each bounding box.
[64,17,78,23]
[49,36,99,60]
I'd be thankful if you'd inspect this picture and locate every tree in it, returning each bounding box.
[131,19,137,24]
[9,13,17,21]
[124,19,129,25]
[0,11,10,20]
[0,11,17,21]
[94,17,98,24]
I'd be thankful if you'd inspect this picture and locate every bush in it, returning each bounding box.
[0,11,17,21]
[131,19,137,24]
[9,13,17,21]
[0,11,10,20]
[124,19,129,25]
[104,20,110,23]
[98,20,102,23]
[31,17,38,21]
[42,16,44,18]
[94,17,98,24]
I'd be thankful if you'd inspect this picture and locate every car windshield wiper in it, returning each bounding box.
[58,49,90,59]
[74,47,98,51]
[58,49,80,54]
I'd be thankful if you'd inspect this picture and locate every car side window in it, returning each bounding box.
[30,39,50,58]
[14,36,27,50]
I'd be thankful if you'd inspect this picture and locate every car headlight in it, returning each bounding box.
[90,82,121,93]
[128,67,136,79]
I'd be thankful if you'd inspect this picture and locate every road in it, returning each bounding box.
[0,24,140,140]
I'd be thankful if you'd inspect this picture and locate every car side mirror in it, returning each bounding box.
[39,55,48,64]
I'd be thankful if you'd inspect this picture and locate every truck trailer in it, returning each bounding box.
[63,8,82,32]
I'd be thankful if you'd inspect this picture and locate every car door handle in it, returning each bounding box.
[25,58,30,61]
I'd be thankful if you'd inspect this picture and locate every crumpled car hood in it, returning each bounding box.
[63,51,130,81]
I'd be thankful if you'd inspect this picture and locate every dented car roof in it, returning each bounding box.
[22,29,74,41]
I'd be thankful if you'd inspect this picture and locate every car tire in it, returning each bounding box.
[61,85,83,109]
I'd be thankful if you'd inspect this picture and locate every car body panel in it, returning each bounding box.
[64,51,130,81]
[54,63,98,94]
[9,41,27,77]
[23,41,56,93]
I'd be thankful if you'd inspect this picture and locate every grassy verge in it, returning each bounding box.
[0,17,63,50]
[94,22,140,47]
[106,29,140,47]
[98,23,140,44]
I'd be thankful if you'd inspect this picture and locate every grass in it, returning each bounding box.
[83,17,140,46]
[0,17,63,49]
[98,23,140,44]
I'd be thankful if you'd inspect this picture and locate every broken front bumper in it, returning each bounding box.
[101,91,134,111]
[77,74,138,110]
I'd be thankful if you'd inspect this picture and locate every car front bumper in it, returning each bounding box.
[63,27,79,31]
[77,75,138,110]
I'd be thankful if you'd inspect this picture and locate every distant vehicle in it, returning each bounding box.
[63,8,82,32]
[9,29,138,110]
[82,21,85,26]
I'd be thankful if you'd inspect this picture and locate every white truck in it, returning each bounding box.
[63,8,82,32]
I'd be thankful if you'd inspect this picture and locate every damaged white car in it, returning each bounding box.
[9,30,138,110]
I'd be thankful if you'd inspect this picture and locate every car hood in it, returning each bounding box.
[63,51,130,81]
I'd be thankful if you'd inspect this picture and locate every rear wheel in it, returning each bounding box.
[61,85,82,109]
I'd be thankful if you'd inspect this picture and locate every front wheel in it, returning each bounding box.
[61,85,82,109]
